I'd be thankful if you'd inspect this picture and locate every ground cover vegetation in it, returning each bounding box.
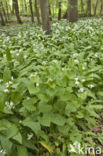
[0,18,103,155]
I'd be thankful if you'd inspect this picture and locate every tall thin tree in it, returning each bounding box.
[87,0,91,16]
[68,0,78,22]
[13,0,22,24]
[29,0,34,22]
[35,0,41,24]
[58,1,62,20]
[40,0,51,34]
[0,1,5,26]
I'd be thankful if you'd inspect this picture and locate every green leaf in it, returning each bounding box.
[6,125,18,139]
[13,132,22,144]
[3,67,11,82]
[6,48,12,62]
[17,146,28,156]
[22,119,41,135]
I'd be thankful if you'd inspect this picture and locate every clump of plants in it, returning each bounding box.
[0,18,103,156]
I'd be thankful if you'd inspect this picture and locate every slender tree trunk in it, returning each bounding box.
[6,0,9,20]
[100,0,103,16]
[24,0,28,14]
[94,0,99,16]
[35,0,41,24]
[12,0,15,15]
[49,4,52,21]
[58,2,62,20]
[1,1,8,22]
[29,0,34,22]
[63,9,68,19]
[40,0,51,34]
[86,0,91,16]
[80,0,84,13]
[0,12,5,26]
[13,0,22,24]
[68,0,78,22]
[0,1,5,26]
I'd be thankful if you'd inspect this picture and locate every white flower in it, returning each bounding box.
[5,82,9,88]
[24,55,27,59]
[30,72,37,78]
[3,150,6,156]
[75,78,78,81]
[16,53,19,56]
[82,67,85,70]
[95,54,98,57]
[75,81,79,85]
[27,133,33,140]
[47,78,53,83]
[73,53,78,57]
[36,83,39,87]
[27,97,30,100]
[8,81,12,85]
[5,101,9,106]
[5,101,14,109]
[0,79,3,83]
[4,89,9,93]
[82,79,85,82]
[42,61,47,65]
[74,59,79,64]
[0,149,6,155]
[79,88,84,92]
[19,120,22,123]
[11,76,14,80]
[62,68,66,71]
[10,101,14,106]
[52,60,58,63]
[88,84,94,88]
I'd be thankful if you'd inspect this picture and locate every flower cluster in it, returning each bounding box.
[5,101,15,110]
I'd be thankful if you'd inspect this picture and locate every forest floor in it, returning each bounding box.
[0,18,103,156]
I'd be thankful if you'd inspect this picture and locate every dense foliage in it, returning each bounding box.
[0,18,103,155]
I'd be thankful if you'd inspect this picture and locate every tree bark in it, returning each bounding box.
[12,0,15,15]
[29,0,34,22]
[0,12,5,26]
[49,4,52,21]
[58,2,62,20]
[86,0,91,16]
[94,0,99,16]
[68,0,78,22]
[100,0,103,16]
[24,0,28,13]
[80,0,84,13]
[1,1,8,22]
[40,0,51,34]
[13,0,22,24]
[35,0,41,24]
[5,1,9,20]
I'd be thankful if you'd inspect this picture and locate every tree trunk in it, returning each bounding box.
[40,0,51,34]
[13,0,22,24]
[49,4,52,21]
[29,0,34,22]
[1,1,8,22]
[6,0,9,20]
[35,0,41,24]
[58,2,62,20]
[80,0,84,13]
[68,0,78,22]
[100,0,103,16]
[94,0,99,16]
[86,0,91,16]
[12,0,15,15]
[24,0,28,13]
[0,12,5,26]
